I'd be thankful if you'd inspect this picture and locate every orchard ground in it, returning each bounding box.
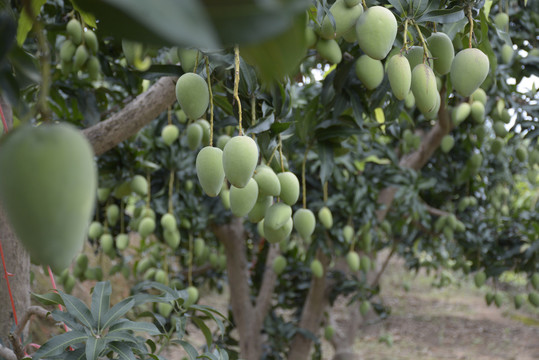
[30,248,539,360]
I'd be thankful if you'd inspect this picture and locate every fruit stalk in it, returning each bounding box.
[188,234,193,286]
[278,135,285,172]
[301,146,309,209]
[205,57,214,146]
[234,45,243,135]
[168,170,174,214]
[467,7,474,48]
[412,21,429,64]
[402,18,409,52]
[34,15,51,121]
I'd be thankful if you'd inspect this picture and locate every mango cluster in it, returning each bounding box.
[59,19,100,80]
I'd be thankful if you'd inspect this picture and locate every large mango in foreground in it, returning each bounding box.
[0,124,97,272]
[451,48,489,97]
[355,6,397,60]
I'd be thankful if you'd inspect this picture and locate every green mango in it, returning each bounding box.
[194,238,205,258]
[83,30,98,53]
[493,12,509,31]
[265,202,293,230]
[346,251,360,271]
[451,48,490,97]
[64,275,76,293]
[474,271,486,288]
[220,188,230,209]
[360,300,371,316]
[355,55,384,90]
[305,26,317,48]
[514,294,525,309]
[404,91,415,109]
[491,138,503,155]
[493,121,507,138]
[88,221,104,240]
[164,228,180,249]
[471,101,485,123]
[344,0,360,6]
[60,40,76,62]
[324,326,335,340]
[355,6,397,60]
[175,73,209,120]
[155,269,168,285]
[75,254,88,272]
[115,233,129,250]
[257,220,265,238]
[73,45,89,70]
[158,302,174,318]
[161,124,180,146]
[196,119,210,146]
[131,175,148,196]
[253,165,281,197]
[318,206,333,229]
[360,255,371,273]
[320,0,363,39]
[529,292,539,307]
[248,196,272,223]
[264,217,293,244]
[293,208,316,241]
[441,135,454,153]
[161,213,177,231]
[501,43,514,64]
[427,32,454,75]
[310,259,324,278]
[423,91,441,120]
[343,225,354,243]
[87,56,101,81]
[106,204,119,226]
[184,286,199,307]
[531,273,539,290]
[516,146,527,162]
[411,64,439,114]
[230,178,259,217]
[316,38,342,64]
[177,48,198,72]
[186,122,203,150]
[0,124,96,272]
[277,172,300,205]
[138,217,155,238]
[494,293,503,308]
[100,233,114,254]
[223,136,259,188]
[405,46,429,71]
[67,19,83,45]
[196,146,225,197]
[452,102,471,126]
[470,88,487,105]
[387,54,411,100]
[272,255,287,275]
[216,134,231,150]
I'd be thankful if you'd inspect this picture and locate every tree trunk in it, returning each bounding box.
[0,97,31,345]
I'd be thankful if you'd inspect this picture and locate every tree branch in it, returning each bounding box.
[424,204,451,217]
[254,243,279,326]
[0,344,16,360]
[83,75,178,156]
[13,306,52,338]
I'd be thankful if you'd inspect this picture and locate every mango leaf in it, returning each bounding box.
[108,342,136,360]
[32,331,88,358]
[31,291,64,306]
[109,320,161,335]
[318,142,335,185]
[173,339,198,360]
[417,6,465,24]
[103,330,139,344]
[16,0,46,46]
[192,317,213,347]
[387,0,406,15]
[71,0,97,28]
[58,292,95,329]
[0,13,16,63]
[91,281,111,331]
[100,297,135,330]
[85,336,106,360]
[52,309,85,331]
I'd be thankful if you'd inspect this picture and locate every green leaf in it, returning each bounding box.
[318,142,335,185]
[63,347,86,360]
[103,330,139,344]
[173,339,198,360]
[51,310,85,331]
[16,0,47,46]
[417,7,465,24]
[74,0,219,49]
[31,291,64,306]
[85,336,106,360]
[109,320,161,335]
[387,0,406,15]
[108,342,136,360]
[100,297,135,330]
[91,281,111,331]
[192,317,213,347]
[32,331,88,358]
[58,292,95,329]
[71,0,97,28]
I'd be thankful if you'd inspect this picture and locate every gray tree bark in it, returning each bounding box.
[0,96,31,345]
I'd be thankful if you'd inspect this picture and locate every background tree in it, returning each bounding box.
[0,0,538,360]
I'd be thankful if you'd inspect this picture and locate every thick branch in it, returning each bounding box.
[0,344,16,360]
[424,204,451,217]
[288,250,330,360]
[254,244,279,326]
[13,306,52,337]
[83,76,178,156]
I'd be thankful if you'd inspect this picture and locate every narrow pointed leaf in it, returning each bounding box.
[109,320,161,335]
[51,310,85,331]
[58,292,95,329]
[100,297,135,330]
[32,291,65,306]
[192,317,213,347]
[103,330,139,344]
[91,281,111,331]
[108,342,136,360]
[85,336,106,360]
[63,347,86,360]
[32,331,88,358]
[173,339,198,360]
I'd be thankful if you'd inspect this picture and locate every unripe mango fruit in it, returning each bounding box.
[452,102,471,126]
[440,135,454,153]
[196,119,210,146]
[318,206,333,229]
[360,300,371,316]
[100,233,114,254]
[273,255,287,275]
[115,233,129,250]
[161,124,179,146]
[106,204,120,226]
[138,217,156,238]
[264,217,293,244]
[493,121,507,138]
[194,238,205,258]
[491,138,503,155]
[356,6,397,60]
[501,44,514,64]
[474,271,486,288]
[186,122,203,150]
[177,48,198,72]
[0,124,97,272]
[248,196,272,223]
[411,64,439,114]
[175,73,209,120]
[293,208,316,241]
[131,175,148,196]
[471,101,485,123]
[346,251,360,271]
[427,32,454,75]
[387,54,411,100]
[60,40,76,62]
[451,48,489,97]
[310,259,324,278]
[216,135,231,150]
[316,39,342,64]
[67,19,83,45]
[355,55,384,90]
[161,213,177,231]
[405,46,429,71]
[470,88,487,105]
[320,0,363,39]
[83,30,98,53]
[223,136,259,188]
[265,202,293,230]
[230,178,259,217]
[343,225,354,243]
[277,172,300,205]
[88,221,104,240]
[87,56,101,81]
[253,165,281,197]
[196,146,225,197]
[73,45,89,70]
[493,12,509,30]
